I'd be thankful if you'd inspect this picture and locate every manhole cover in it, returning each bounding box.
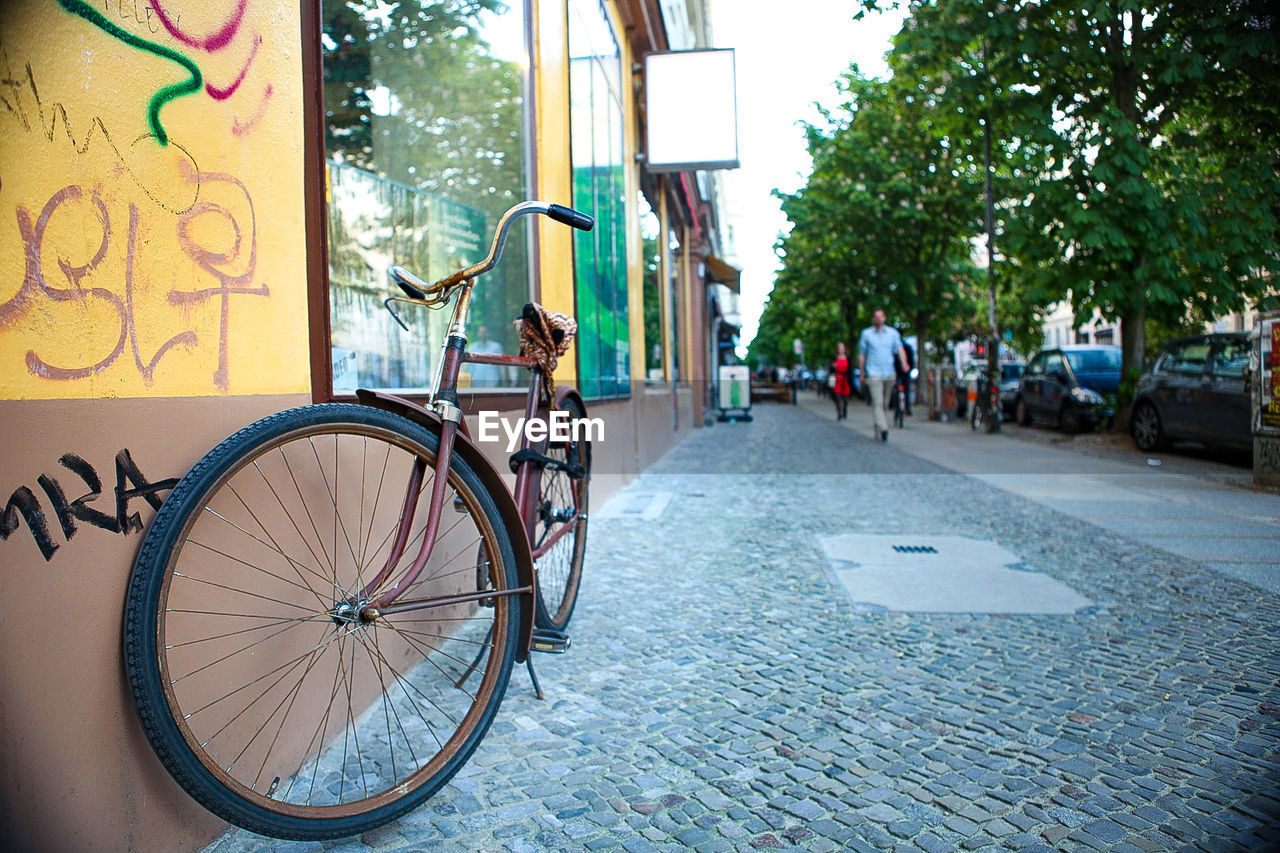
[596,490,672,521]
[819,534,1093,614]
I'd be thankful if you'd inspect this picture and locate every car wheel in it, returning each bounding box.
[1058,402,1081,434]
[1131,400,1167,451]
[1015,397,1031,426]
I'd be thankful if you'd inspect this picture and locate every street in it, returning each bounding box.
[207,399,1280,853]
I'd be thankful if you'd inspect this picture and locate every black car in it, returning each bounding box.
[998,362,1026,418]
[1014,345,1122,432]
[1131,333,1250,453]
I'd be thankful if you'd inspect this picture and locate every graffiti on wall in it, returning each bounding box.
[0,448,178,561]
[0,0,307,400]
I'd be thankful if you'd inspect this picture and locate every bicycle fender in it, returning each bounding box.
[355,389,536,662]
[553,386,593,469]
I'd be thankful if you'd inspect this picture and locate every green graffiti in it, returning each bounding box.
[56,0,202,146]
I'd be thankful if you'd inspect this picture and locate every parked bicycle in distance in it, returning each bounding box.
[123,201,595,840]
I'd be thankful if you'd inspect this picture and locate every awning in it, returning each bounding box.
[704,254,741,292]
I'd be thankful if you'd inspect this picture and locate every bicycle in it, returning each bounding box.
[892,377,908,429]
[970,369,1002,434]
[122,201,595,840]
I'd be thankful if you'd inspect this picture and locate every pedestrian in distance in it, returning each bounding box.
[895,330,915,418]
[858,308,911,442]
[830,342,855,420]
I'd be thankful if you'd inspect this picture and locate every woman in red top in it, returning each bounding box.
[831,342,854,420]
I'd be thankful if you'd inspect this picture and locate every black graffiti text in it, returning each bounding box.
[0,449,178,561]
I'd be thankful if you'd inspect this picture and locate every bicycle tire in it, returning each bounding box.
[531,395,590,631]
[124,404,521,840]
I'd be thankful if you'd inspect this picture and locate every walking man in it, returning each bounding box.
[858,309,911,442]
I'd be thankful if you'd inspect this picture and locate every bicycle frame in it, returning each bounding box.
[353,203,588,629]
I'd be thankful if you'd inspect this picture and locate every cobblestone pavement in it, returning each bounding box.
[208,403,1280,853]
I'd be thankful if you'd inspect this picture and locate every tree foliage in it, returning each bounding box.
[758,1,1279,426]
[752,70,992,377]
[873,0,1280,408]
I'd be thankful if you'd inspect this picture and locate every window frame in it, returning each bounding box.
[566,0,631,402]
[305,0,538,407]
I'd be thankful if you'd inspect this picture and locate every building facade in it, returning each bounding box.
[0,1,732,850]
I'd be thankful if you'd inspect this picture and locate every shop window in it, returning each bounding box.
[639,194,663,381]
[321,0,532,393]
[568,0,629,399]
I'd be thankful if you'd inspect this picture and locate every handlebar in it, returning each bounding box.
[388,201,594,302]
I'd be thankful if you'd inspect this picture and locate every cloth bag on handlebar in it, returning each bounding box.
[516,302,577,404]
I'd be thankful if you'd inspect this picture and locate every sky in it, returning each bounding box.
[709,1,908,353]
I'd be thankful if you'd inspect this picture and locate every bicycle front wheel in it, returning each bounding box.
[124,404,521,839]
[531,395,590,631]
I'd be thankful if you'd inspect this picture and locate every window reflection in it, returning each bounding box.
[322,1,531,392]
[569,0,628,399]
[639,194,663,381]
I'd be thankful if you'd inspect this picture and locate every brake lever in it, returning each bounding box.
[383,297,410,331]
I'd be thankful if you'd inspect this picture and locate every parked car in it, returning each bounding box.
[998,362,1026,419]
[956,361,1025,419]
[1131,333,1250,452]
[1014,345,1122,432]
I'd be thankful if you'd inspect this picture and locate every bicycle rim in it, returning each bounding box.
[531,399,589,631]
[125,405,519,839]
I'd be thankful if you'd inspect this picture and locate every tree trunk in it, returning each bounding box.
[915,309,931,416]
[1117,292,1146,431]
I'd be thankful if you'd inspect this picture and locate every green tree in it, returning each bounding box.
[756,70,990,399]
[869,0,1280,418]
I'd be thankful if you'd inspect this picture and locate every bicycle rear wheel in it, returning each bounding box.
[531,396,590,631]
[124,404,521,839]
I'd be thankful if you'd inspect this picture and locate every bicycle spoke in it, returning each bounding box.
[355,627,450,751]
[252,459,340,594]
[379,620,482,706]
[279,446,337,578]
[195,628,334,754]
[171,616,325,685]
[171,570,317,616]
[183,629,344,719]
[185,534,328,605]
[358,441,394,571]
[225,480,336,602]
[167,615,311,649]
[307,436,363,590]
[166,608,318,624]
[249,626,333,793]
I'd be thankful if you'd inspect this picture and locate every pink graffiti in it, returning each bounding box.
[169,165,269,390]
[205,33,262,100]
[231,83,272,136]
[149,0,247,52]
[0,168,267,390]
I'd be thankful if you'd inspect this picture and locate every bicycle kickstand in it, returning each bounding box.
[456,626,570,699]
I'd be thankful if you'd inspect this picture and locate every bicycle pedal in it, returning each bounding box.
[530,629,571,654]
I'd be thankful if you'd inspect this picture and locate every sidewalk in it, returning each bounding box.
[205,401,1280,853]
[803,392,1280,595]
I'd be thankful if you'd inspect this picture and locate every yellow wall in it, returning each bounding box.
[0,0,309,400]
[534,0,577,383]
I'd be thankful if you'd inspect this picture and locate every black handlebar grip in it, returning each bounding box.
[547,203,595,231]
[389,265,428,299]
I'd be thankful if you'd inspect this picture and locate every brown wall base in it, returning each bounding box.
[0,385,693,853]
